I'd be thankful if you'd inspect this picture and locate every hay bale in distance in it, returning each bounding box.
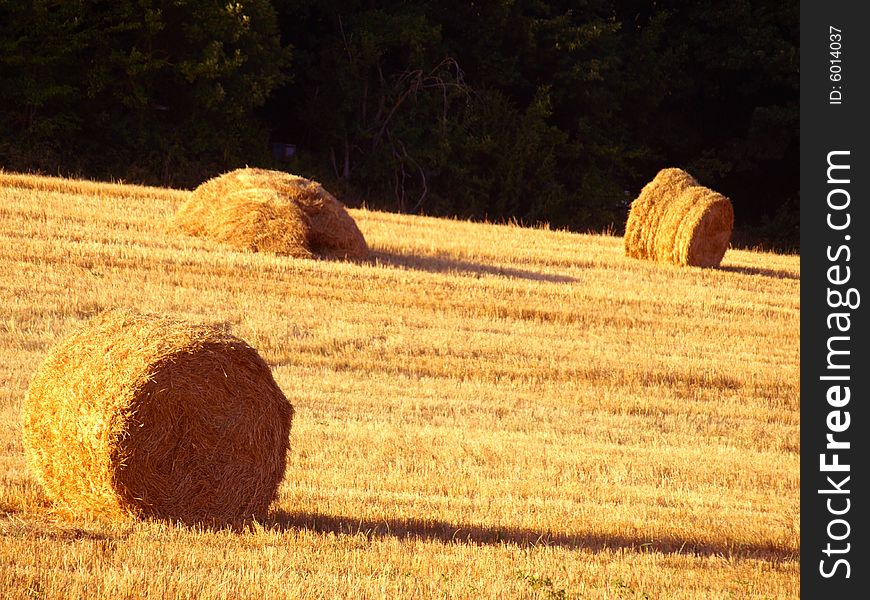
[210,188,313,257]
[175,168,369,260]
[624,168,698,260]
[284,177,370,260]
[652,182,710,264]
[22,310,294,524]
[624,168,733,268]
[674,187,734,268]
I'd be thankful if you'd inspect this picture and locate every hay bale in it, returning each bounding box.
[175,168,369,260]
[624,168,733,268]
[673,187,734,267]
[624,168,698,260]
[283,177,370,260]
[210,188,312,257]
[22,310,293,524]
[651,183,710,264]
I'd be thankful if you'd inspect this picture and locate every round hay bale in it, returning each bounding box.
[626,168,698,260]
[282,177,370,260]
[624,168,698,259]
[22,310,294,524]
[672,187,734,267]
[624,167,733,268]
[175,168,369,260]
[651,182,710,264]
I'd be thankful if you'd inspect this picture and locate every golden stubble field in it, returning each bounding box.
[0,172,799,599]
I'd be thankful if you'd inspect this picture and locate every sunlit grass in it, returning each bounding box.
[0,173,799,599]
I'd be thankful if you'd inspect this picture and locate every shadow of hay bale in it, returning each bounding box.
[369,250,577,283]
[718,264,800,280]
[267,509,798,562]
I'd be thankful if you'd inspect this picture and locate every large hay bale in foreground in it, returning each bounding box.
[23,310,293,524]
[175,168,369,259]
[624,168,733,268]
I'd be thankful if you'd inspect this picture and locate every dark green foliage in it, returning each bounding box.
[269,0,627,230]
[0,0,797,249]
[0,0,289,186]
[614,0,798,248]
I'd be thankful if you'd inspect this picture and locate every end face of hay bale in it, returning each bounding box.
[623,168,732,268]
[252,169,370,260]
[23,310,293,524]
[681,191,734,267]
[176,168,369,260]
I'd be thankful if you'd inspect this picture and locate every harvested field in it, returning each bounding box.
[0,174,799,599]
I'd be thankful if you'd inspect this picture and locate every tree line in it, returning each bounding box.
[0,0,798,250]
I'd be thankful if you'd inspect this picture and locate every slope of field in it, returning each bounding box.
[0,173,799,599]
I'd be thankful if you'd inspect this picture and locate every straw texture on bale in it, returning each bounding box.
[175,168,369,259]
[624,168,698,260]
[624,168,733,267]
[210,188,312,257]
[22,310,294,524]
[676,188,734,268]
